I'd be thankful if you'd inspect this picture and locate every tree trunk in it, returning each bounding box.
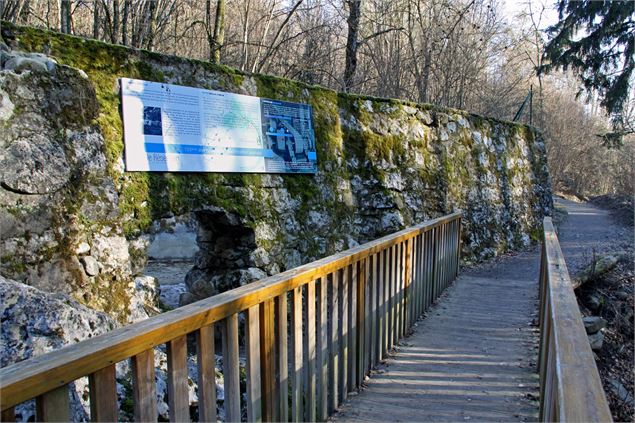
[122,0,130,45]
[211,0,225,64]
[93,1,99,39]
[112,0,119,44]
[343,0,362,92]
[60,0,71,34]
[240,0,251,71]
[19,0,30,23]
[146,0,158,51]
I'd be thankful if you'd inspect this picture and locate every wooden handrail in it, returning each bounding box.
[538,218,612,422]
[1,212,462,422]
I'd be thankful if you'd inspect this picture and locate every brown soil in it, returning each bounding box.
[577,252,635,423]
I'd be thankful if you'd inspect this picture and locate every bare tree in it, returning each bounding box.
[211,0,225,63]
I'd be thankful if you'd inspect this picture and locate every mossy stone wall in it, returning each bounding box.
[0,23,552,321]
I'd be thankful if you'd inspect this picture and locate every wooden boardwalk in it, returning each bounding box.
[330,252,541,422]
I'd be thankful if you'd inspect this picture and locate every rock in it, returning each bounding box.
[185,267,267,303]
[159,283,187,309]
[583,316,606,334]
[588,331,604,350]
[4,56,50,73]
[91,235,131,272]
[574,253,621,288]
[128,276,160,322]
[614,290,630,300]
[0,134,71,194]
[26,257,88,295]
[0,276,116,421]
[586,294,602,311]
[80,255,100,276]
[0,88,14,121]
[608,378,635,409]
[75,241,91,255]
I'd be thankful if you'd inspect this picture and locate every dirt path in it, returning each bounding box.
[553,196,633,274]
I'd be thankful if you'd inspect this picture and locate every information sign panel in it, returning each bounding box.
[120,78,317,173]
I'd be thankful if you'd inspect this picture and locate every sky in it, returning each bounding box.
[501,0,560,30]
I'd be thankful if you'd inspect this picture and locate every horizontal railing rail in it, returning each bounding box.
[538,217,612,422]
[1,212,461,422]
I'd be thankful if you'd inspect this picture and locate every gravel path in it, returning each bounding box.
[553,196,633,275]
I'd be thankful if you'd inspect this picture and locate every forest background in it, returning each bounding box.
[1,0,633,199]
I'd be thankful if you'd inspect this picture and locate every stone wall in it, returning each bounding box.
[0,23,552,322]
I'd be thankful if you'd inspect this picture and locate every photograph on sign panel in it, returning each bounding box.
[261,99,317,173]
[143,106,163,136]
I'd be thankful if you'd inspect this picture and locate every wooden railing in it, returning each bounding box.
[538,218,612,422]
[0,212,462,422]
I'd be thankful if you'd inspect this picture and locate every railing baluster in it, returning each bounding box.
[304,280,316,422]
[89,364,117,422]
[404,238,413,332]
[328,271,339,413]
[246,305,262,423]
[277,294,289,423]
[222,315,240,423]
[433,230,437,303]
[411,236,419,324]
[441,223,446,289]
[362,257,371,377]
[396,242,404,341]
[370,253,378,368]
[132,349,157,423]
[290,287,303,422]
[424,231,429,308]
[1,407,15,422]
[377,250,386,362]
[339,266,349,403]
[260,298,276,422]
[317,276,328,421]
[196,325,216,423]
[416,233,425,319]
[167,335,189,422]
[349,263,358,390]
[386,245,397,351]
[36,385,69,422]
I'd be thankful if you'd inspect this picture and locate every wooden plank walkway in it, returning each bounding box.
[330,250,541,422]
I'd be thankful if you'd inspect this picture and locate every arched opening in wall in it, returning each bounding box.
[143,215,199,309]
[143,207,264,309]
[183,207,263,305]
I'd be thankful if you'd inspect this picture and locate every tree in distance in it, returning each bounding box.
[540,0,634,147]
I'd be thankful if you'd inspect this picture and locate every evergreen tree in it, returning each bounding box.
[541,0,634,146]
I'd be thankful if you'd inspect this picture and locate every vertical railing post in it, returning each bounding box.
[339,267,349,403]
[196,325,217,423]
[36,385,70,422]
[304,281,316,422]
[222,315,241,423]
[277,294,289,423]
[132,349,156,423]
[89,364,118,422]
[246,306,262,423]
[260,299,276,422]
[166,336,189,422]
[316,277,328,421]
[290,287,303,422]
[328,272,340,414]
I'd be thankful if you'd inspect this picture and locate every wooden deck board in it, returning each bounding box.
[330,275,540,422]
